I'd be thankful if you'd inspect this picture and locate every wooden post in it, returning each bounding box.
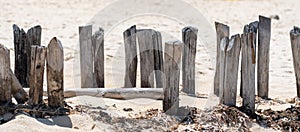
[47,37,64,107]
[29,45,46,105]
[153,31,164,88]
[214,22,230,96]
[257,16,271,99]
[182,26,198,95]
[79,25,94,88]
[137,29,156,88]
[290,26,300,98]
[0,44,12,105]
[92,28,105,88]
[221,35,241,106]
[10,69,28,104]
[163,40,183,115]
[13,24,28,87]
[124,25,138,88]
[219,37,228,104]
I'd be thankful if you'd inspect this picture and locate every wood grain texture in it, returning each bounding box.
[290,26,300,98]
[153,31,164,88]
[214,22,230,96]
[124,25,138,88]
[182,26,198,95]
[0,44,12,105]
[79,25,94,88]
[257,16,271,99]
[10,69,28,104]
[219,37,228,104]
[163,40,183,115]
[92,28,105,88]
[29,46,46,105]
[47,37,64,107]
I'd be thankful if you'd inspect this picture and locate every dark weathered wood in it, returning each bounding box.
[79,25,94,88]
[219,37,228,104]
[137,29,156,88]
[153,31,164,88]
[124,25,138,88]
[214,22,230,96]
[47,37,64,107]
[29,46,46,105]
[182,26,198,95]
[222,35,241,106]
[257,16,271,99]
[26,25,42,87]
[290,26,300,98]
[13,24,28,87]
[0,45,12,105]
[163,40,183,115]
[92,28,105,88]
[10,69,28,104]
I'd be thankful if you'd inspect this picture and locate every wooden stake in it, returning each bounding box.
[153,31,164,88]
[290,26,300,98]
[219,37,228,104]
[182,26,198,95]
[46,37,64,107]
[29,46,46,105]
[163,40,183,115]
[10,69,28,104]
[0,44,12,105]
[92,28,105,88]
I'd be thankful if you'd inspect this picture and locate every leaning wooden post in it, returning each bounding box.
[182,26,198,95]
[163,40,183,115]
[92,28,105,88]
[153,31,164,88]
[79,25,94,88]
[214,22,230,96]
[10,69,28,104]
[0,44,12,105]
[29,46,46,105]
[221,35,241,106]
[124,25,138,88]
[257,16,271,99]
[47,37,64,107]
[290,26,300,98]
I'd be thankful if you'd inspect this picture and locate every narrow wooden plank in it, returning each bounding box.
[79,25,94,88]
[182,26,198,95]
[257,16,271,99]
[26,25,42,87]
[222,34,241,106]
[10,69,28,104]
[47,37,64,107]
[29,45,46,106]
[163,40,183,115]
[153,31,164,88]
[290,26,300,98]
[13,24,28,87]
[219,37,228,104]
[137,29,156,88]
[214,22,230,96]
[124,25,138,88]
[93,28,105,88]
[0,44,12,105]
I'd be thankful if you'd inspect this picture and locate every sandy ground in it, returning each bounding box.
[0,0,300,131]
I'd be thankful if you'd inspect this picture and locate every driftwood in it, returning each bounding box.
[0,44,12,105]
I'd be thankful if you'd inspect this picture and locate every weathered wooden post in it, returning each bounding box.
[29,45,46,105]
[0,44,12,105]
[290,26,300,98]
[257,16,271,99]
[10,69,28,104]
[219,37,228,104]
[92,28,105,88]
[47,37,64,107]
[214,22,230,96]
[79,25,94,88]
[163,40,183,115]
[182,26,198,95]
[153,31,164,88]
[124,25,138,88]
[220,35,241,106]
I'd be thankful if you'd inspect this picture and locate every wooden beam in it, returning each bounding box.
[92,28,105,88]
[0,44,12,105]
[219,37,228,104]
[290,26,300,98]
[153,31,164,88]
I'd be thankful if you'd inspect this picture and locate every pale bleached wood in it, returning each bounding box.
[124,25,138,88]
[290,26,300,98]
[10,69,28,104]
[153,31,164,88]
[214,22,230,96]
[182,26,198,95]
[29,46,46,105]
[137,29,156,88]
[257,16,271,99]
[13,24,28,87]
[92,28,105,88]
[79,25,94,88]
[47,37,64,107]
[0,44,12,105]
[219,37,228,104]
[163,40,183,115]
[222,34,241,106]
